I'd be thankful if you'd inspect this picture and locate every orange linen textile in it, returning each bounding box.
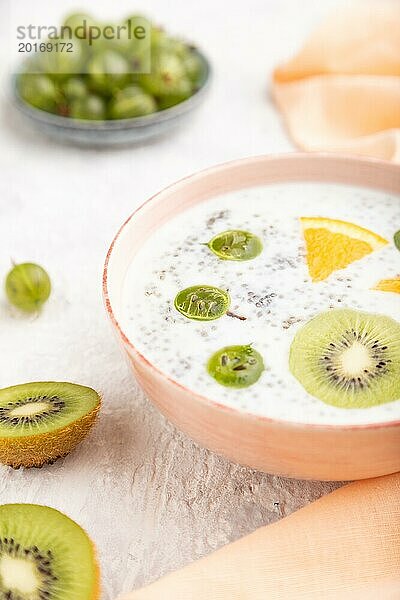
[118,472,400,599]
[272,2,400,162]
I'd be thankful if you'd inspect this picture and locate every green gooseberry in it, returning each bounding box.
[5,263,51,313]
[39,38,86,77]
[88,50,130,95]
[174,285,230,321]
[62,13,98,39]
[140,51,188,96]
[62,77,88,101]
[182,51,206,85]
[97,23,132,55]
[125,16,152,71]
[169,39,191,59]
[207,345,265,388]
[102,16,149,55]
[18,74,60,114]
[157,79,193,109]
[207,230,263,261]
[109,86,156,119]
[394,230,400,252]
[70,94,106,120]
[150,30,186,57]
[150,26,168,51]
[160,37,189,59]
[125,14,150,27]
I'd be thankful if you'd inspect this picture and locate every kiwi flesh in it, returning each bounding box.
[0,382,101,468]
[289,309,400,408]
[0,503,99,599]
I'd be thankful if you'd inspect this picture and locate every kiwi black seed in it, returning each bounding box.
[289,308,400,408]
[0,382,101,468]
[0,504,99,599]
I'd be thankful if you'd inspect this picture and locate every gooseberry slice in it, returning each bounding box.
[207,345,265,388]
[394,230,400,252]
[207,230,263,261]
[174,285,230,321]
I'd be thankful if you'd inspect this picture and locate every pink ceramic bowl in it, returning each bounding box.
[103,153,400,481]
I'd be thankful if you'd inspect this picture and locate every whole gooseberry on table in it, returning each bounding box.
[5,263,51,313]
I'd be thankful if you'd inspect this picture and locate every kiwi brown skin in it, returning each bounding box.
[0,382,101,469]
[0,405,100,469]
[87,545,101,600]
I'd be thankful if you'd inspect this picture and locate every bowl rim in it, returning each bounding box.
[103,152,400,432]
[12,48,211,130]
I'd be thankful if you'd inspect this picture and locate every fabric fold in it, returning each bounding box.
[118,473,400,599]
[272,1,400,162]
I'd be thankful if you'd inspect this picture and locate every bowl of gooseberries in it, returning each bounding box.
[13,13,211,146]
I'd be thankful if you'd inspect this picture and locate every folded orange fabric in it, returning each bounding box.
[118,473,400,599]
[272,1,400,162]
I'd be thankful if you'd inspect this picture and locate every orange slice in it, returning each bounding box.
[300,217,388,282]
[374,278,400,294]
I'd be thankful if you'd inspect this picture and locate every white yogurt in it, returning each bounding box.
[120,182,400,425]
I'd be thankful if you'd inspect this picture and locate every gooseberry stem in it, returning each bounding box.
[226,311,247,321]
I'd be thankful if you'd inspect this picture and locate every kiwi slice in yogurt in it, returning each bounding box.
[289,309,400,408]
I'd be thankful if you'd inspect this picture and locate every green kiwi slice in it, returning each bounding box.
[289,309,400,408]
[0,382,101,468]
[0,504,99,599]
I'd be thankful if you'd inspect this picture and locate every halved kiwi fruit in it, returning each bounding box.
[0,503,99,599]
[0,382,101,468]
[289,309,400,408]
